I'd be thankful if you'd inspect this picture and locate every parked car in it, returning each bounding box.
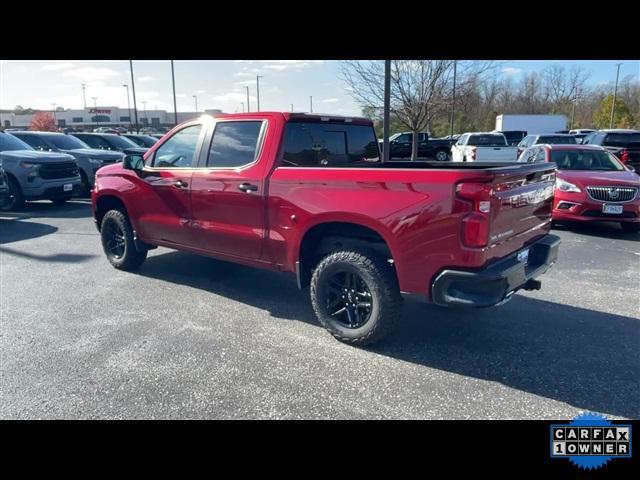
[0,165,10,209]
[70,133,148,155]
[518,144,639,232]
[517,133,577,157]
[495,114,567,135]
[451,132,518,162]
[122,134,158,148]
[93,127,121,134]
[92,112,560,345]
[9,131,124,195]
[151,134,165,140]
[493,130,527,146]
[0,131,81,210]
[582,129,640,171]
[569,129,595,135]
[378,132,455,161]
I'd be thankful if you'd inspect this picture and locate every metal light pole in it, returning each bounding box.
[610,63,622,128]
[449,60,457,137]
[122,84,132,131]
[245,86,250,112]
[51,103,57,124]
[192,95,198,114]
[382,60,391,163]
[171,60,178,126]
[142,101,147,127]
[570,87,579,130]
[241,102,245,113]
[129,60,139,133]
[309,96,313,113]
[92,97,98,130]
[291,104,294,112]
[81,83,87,109]
[256,75,264,111]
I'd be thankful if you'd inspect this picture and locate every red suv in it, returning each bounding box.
[519,144,640,232]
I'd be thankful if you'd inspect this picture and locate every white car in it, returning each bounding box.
[451,132,519,162]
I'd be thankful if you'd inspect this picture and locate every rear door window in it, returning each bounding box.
[281,122,380,167]
[206,121,264,168]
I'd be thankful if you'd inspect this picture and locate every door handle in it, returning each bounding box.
[238,183,258,193]
[174,179,188,189]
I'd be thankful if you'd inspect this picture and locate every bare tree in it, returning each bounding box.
[341,60,456,160]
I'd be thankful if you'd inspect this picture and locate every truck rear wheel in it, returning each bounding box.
[435,149,449,161]
[100,209,147,270]
[310,250,402,345]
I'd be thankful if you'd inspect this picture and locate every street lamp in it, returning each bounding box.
[241,102,245,113]
[92,97,98,130]
[122,84,132,131]
[192,95,198,114]
[610,63,622,129]
[51,103,57,125]
[245,86,250,112]
[81,83,87,109]
[142,101,147,127]
[309,96,313,113]
[291,104,294,112]
[256,75,264,111]
[570,88,580,130]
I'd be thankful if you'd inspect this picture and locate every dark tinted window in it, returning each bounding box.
[536,135,576,145]
[11,133,50,150]
[281,122,380,167]
[152,124,202,168]
[125,135,157,148]
[550,150,624,171]
[603,132,640,147]
[73,134,110,150]
[103,135,139,149]
[467,134,507,146]
[207,121,263,168]
[0,133,33,151]
[47,134,90,150]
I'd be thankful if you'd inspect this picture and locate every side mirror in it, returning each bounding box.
[123,154,145,171]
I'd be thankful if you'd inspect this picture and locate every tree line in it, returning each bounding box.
[341,61,639,158]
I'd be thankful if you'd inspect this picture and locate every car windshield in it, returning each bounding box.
[467,134,506,146]
[47,134,90,150]
[603,132,640,147]
[550,150,625,171]
[0,133,34,151]
[104,135,139,149]
[537,136,576,144]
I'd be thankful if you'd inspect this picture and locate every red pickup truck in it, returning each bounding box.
[92,112,560,345]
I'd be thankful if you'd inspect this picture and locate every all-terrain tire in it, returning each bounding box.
[310,249,403,345]
[100,209,147,271]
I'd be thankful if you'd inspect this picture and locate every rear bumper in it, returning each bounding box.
[431,234,561,308]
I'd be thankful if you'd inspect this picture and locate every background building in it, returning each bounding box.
[0,107,224,130]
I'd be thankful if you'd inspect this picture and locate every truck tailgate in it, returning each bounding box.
[486,163,556,259]
[475,146,518,162]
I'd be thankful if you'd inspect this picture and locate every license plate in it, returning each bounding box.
[602,204,623,214]
[63,184,73,192]
[517,249,529,264]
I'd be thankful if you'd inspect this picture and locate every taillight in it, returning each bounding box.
[456,182,492,248]
[620,149,629,164]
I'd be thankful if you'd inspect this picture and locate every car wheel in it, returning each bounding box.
[621,222,640,233]
[435,149,449,161]
[100,209,147,270]
[1,177,25,211]
[310,249,403,345]
[79,171,91,197]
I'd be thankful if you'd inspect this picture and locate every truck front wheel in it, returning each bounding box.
[434,149,449,161]
[100,209,147,270]
[310,250,402,345]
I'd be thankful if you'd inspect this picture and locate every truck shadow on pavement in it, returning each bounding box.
[0,218,58,245]
[140,250,639,419]
[0,199,92,221]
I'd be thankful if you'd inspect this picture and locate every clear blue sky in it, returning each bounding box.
[1,60,638,115]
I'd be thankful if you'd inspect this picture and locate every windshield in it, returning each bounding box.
[47,134,90,150]
[0,133,34,151]
[537,136,576,145]
[467,134,506,146]
[550,149,625,171]
[603,132,640,147]
[105,135,139,149]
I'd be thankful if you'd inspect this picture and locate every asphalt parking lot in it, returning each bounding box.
[1,200,638,419]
